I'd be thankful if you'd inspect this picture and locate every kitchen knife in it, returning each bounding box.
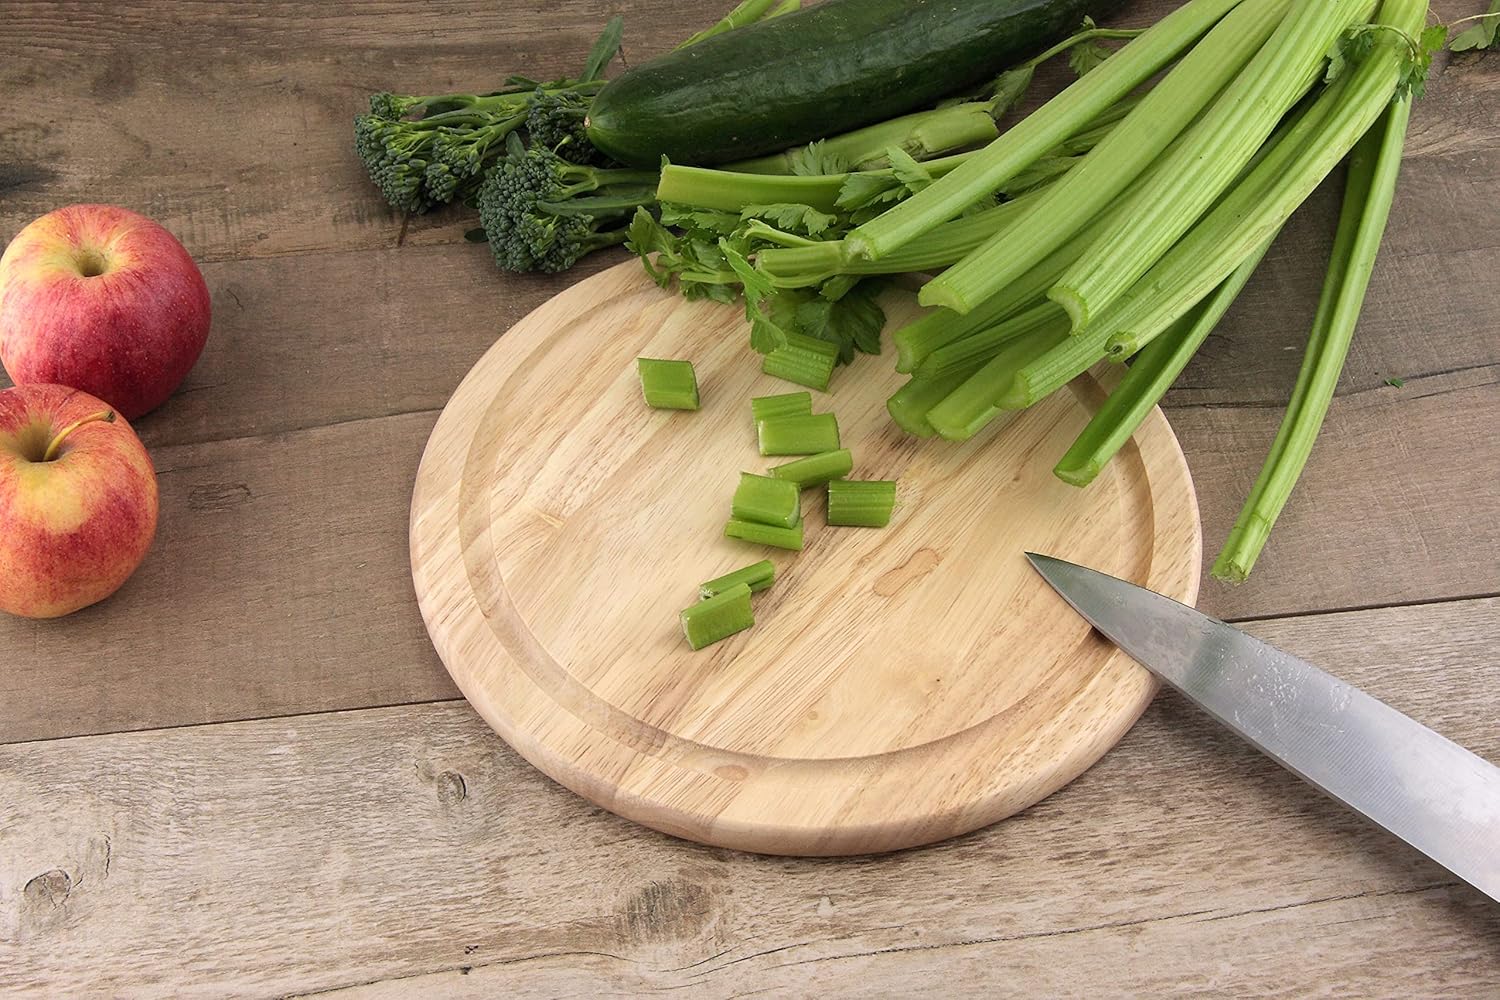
[1026,552,1500,903]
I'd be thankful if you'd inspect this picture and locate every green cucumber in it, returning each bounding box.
[586,0,1127,167]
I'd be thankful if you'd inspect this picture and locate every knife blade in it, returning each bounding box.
[1026,551,1500,903]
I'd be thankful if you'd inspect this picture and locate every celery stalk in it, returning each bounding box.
[762,333,837,391]
[918,0,1292,314]
[1051,0,1369,330]
[1052,236,1274,486]
[826,479,898,528]
[1093,0,1424,359]
[750,391,812,421]
[887,370,979,438]
[756,413,840,455]
[725,518,805,551]
[699,560,776,599]
[844,0,1244,259]
[769,449,853,489]
[1213,94,1410,583]
[731,472,802,528]
[680,583,755,650]
[916,302,1070,379]
[927,323,1072,441]
[636,358,699,410]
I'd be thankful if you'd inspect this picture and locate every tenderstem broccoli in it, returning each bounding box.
[476,136,659,273]
[354,81,606,214]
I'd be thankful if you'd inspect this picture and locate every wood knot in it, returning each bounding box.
[615,879,713,945]
[23,869,72,909]
[714,764,748,782]
[436,770,468,806]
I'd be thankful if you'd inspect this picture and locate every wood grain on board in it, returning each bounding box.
[2,597,1496,997]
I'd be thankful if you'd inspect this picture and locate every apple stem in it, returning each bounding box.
[42,410,116,462]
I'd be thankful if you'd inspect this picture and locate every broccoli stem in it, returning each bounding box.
[1213,91,1409,583]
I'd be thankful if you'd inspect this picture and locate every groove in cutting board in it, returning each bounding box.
[410,261,1201,855]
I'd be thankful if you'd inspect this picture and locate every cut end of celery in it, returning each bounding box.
[1047,284,1089,335]
[1052,459,1101,488]
[1209,555,1251,586]
[680,582,755,650]
[843,232,874,261]
[916,279,972,315]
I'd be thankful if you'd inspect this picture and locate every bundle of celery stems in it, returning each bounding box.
[653,0,1440,583]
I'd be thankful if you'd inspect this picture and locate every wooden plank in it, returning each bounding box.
[2,597,1496,996]
[0,410,456,745]
[2,370,1496,743]
[0,0,687,262]
[0,1,1493,265]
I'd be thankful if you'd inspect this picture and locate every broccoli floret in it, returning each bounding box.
[476,141,660,273]
[525,88,597,163]
[354,115,443,214]
[354,83,604,213]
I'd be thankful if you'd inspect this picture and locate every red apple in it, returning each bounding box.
[0,384,158,618]
[0,204,211,420]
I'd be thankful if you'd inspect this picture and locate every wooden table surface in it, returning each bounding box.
[2,1,1497,995]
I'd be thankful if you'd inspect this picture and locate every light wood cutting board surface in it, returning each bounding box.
[409,261,1201,855]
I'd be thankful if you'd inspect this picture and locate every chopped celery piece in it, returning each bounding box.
[699,560,776,600]
[636,357,699,410]
[725,517,805,551]
[769,448,853,489]
[680,583,754,650]
[762,333,838,391]
[827,479,897,528]
[750,391,812,422]
[731,472,802,528]
[757,412,839,456]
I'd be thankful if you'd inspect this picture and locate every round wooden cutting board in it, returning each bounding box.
[410,261,1201,856]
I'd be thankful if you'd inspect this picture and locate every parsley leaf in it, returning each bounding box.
[1450,0,1500,52]
[739,203,840,237]
[795,279,887,363]
[987,66,1035,118]
[787,140,850,177]
[1384,376,1406,388]
[1068,20,1113,76]
[719,239,793,354]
